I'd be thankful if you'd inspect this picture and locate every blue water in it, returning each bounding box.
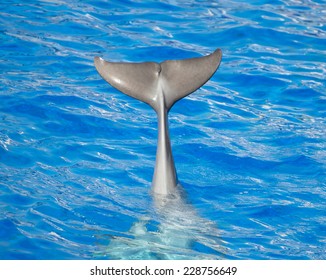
[0,0,325,260]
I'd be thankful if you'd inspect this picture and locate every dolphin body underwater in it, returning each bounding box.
[101,193,224,259]
[94,48,222,195]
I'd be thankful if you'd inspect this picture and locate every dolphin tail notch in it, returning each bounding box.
[94,48,222,112]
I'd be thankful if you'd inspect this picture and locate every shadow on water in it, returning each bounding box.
[95,185,227,260]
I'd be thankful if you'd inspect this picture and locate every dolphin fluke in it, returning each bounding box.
[94,49,222,195]
[159,49,222,110]
[94,58,160,109]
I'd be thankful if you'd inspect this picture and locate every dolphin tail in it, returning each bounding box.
[94,49,222,195]
[94,48,222,112]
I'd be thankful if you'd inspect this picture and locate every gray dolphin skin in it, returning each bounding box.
[94,48,222,195]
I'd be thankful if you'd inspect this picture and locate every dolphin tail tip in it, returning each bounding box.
[212,48,222,67]
[94,56,103,66]
[215,48,222,54]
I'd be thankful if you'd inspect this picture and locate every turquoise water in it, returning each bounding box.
[0,0,325,259]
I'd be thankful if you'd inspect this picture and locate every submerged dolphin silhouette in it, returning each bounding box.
[94,49,222,195]
[101,191,224,259]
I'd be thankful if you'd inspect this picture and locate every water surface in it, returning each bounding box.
[0,0,325,259]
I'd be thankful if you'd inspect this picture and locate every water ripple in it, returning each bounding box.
[1,0,325,259]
